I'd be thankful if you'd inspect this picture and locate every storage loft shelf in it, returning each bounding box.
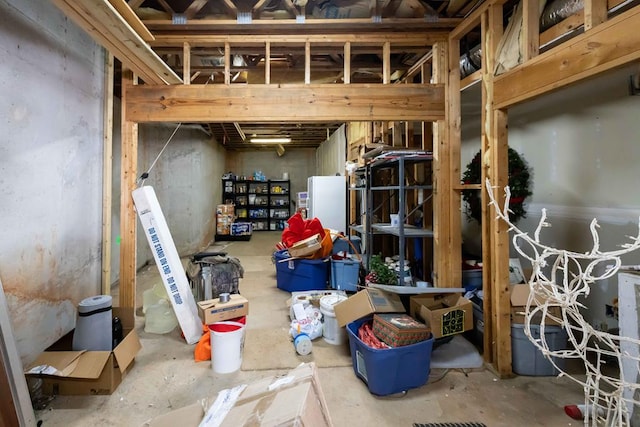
[371,185,433,191]
[371,224,434,237]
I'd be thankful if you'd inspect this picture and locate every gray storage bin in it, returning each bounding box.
[512,323,567,376]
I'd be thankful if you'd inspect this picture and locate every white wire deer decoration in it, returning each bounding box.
[485,179,640,426]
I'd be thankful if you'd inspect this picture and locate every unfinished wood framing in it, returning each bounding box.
[521,0,539,61]
[182,42,190,85]
[124,84,446,123]
[344,42,351,84]
[101,52,114,295]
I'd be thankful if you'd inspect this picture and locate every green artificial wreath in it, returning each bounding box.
[462,148,532,223]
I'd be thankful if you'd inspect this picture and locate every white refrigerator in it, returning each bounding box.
[307,176,346,233]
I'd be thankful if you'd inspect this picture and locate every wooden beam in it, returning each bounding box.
[150,32,446,48]
[156,0,174,14]
[127,0,144,8]
[183,42,191,85]
[344,41,351,84]
[539,12,583,46]
[432,40,452,287]
[450,0,510,40]
[265,41,271,85]
[305,41,311,84]
[125,84,445,123]
[102,52,114,296]
[521,0,540,61]
[383,41,391,84]
[119,69,138,315]
[494,5,640,109]
[52,0,181,85]
[184,0,209,19]
[460,69,481,90]
[584,0,608,31]
[224,42,231,85]
[107,0,155,42]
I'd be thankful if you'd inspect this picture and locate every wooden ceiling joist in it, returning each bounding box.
[107,0,155,42]
[124,83,445,123]
[51,0,182,85]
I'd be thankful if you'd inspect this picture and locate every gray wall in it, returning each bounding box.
[0,0,228,364]
[316,124,346,176]
[225,148,316,209]
[461,64,640,330]
[0,0,105,364]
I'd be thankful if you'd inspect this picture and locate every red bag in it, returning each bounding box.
[281,213,325,247]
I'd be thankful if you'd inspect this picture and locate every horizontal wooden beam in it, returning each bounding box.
[149,32,447,48]
[125,83,444,123]
[52,0,181,85]
[494,5,640,109]
[107,0,154,42]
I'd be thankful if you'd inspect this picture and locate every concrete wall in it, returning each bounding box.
[225,149,316,209]
[461,64,640,330]
[0,0,106,364]
[0,0,227,365]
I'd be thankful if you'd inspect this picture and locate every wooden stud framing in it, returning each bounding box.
[265,41,271,85]
[584,0,608,30]
[101,52,114,295]
[383,41,391,84]
[224,42,231,85]
[494,5,640,108]
[119,69,138,319]
[125,84,446,123]
[305,41,311,84]
[183,42,191,85]
[107,0,155,42]
[344,41,351,84]
[521,0,540,61]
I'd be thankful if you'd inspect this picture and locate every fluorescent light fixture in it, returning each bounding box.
[250,137,291,144]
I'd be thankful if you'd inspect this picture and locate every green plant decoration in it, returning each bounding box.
[366,254,397,285]
[461,148,532,224]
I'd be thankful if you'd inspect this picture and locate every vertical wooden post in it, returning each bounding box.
[224,42,231,85]
[482,4,512,376]
[119,69,138,318]
[305,41,311,84]
[521,0,539,61]
[344,41,351,84]
[265,41,271,85]
[447,38,462,289]
[183,42,191,85]
[584,0,607,30]
[382,41,391,84]
[101,52,114,295]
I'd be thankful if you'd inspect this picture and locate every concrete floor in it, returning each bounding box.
[36,231,586,426]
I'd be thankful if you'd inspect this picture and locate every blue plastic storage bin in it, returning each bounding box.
[274,249,330,292]
[346,316,434,396]
[330,259,360,292]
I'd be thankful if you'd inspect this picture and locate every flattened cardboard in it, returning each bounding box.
[510,284,562,325]
[410,293,473,339]
[25,312,141,396]
[146,363,333,427]
[334,288,405,327]
[197,294,249,324]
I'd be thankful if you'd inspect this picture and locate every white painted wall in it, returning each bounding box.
[316,124,346,176]
[461,64,640,329]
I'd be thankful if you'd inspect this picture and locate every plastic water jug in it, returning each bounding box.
[72,295,113,351]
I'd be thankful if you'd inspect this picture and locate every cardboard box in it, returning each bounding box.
[510,284,562,325]
[197,294,249,324]
[410,293,473,338]
[145,363,333,427]
[372,313,430,347]
[231,222,252,236]
[24,307,141,395]
[334,288,405,327]
[216,204,234,215]
[288,233,322,258]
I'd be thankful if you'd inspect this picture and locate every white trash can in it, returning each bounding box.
[209,321,245,374]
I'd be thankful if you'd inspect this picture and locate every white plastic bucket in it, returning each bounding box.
[320,295,348,345]
[209,321,245,374]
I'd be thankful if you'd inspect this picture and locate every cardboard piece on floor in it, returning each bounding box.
[333,288,405,327]
[145,363,333,427]
[133,186,202,345]
[24,308,141,395]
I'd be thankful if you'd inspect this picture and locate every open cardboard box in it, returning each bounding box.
[145,362,333,427]
[410,293,473,339]
[25,307,141,395]
[197,294,249,324]
[334,288,405,327]
[510,284,562,326]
